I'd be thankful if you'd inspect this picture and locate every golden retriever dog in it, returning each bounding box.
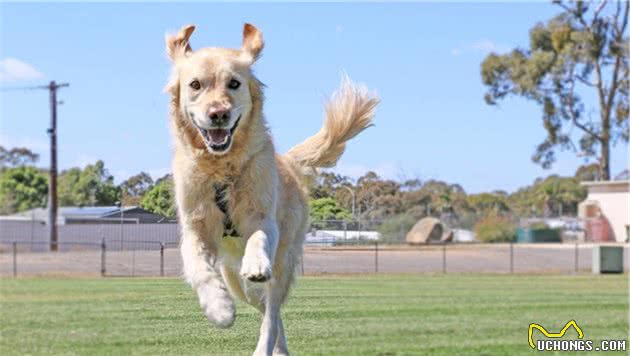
[165,23,378,356]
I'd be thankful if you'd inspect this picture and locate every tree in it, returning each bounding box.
[309,171,352,199]
[403,180,471,218]
[574,162,602,181]
[354,171,401,220]
[507,175,586,216]
[0,146,40,169]
[541,176,586,216]
[58,160,120,206]
[120,172,154,206]
[0,166,48,214]
[481,0,629,180]
[309,197,352,222]
[467,192,511,215]
[140,175,176,218]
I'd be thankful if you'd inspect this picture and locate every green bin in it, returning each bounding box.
[516,228,561,243]
[592,245,624,273]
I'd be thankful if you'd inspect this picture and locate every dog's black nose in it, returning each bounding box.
[209,107,231,123]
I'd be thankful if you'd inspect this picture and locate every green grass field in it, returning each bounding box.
[0,274,627,355]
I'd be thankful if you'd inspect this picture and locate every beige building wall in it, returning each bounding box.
[580,181,630,242]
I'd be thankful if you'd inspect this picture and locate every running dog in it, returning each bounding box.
[165,23,378,356]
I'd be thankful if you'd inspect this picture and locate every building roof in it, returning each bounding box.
[10,206,148,221]
[581,180,630,187]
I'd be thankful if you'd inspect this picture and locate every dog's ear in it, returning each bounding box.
[166,25,196,61]
[241,23,264,62]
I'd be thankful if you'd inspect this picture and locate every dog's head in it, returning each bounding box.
[165,24,264,155]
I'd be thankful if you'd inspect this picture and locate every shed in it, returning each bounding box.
[579,180,629,242]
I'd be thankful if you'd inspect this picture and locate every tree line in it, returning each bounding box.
[0,146,173,216]
[0,145,610,223]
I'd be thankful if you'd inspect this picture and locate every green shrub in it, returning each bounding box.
[474,214,516,243]
[140,178,175,218]
[309,198,352,229]
[528,221,549,230]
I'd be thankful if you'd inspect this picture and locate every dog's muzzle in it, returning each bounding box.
[195,115,241,153]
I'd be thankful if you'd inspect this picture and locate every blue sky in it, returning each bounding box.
[1,2,627,193]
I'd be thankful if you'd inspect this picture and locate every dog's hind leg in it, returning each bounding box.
[252,281,284,356]
[253,261,293,356]
[272,243,298,355]
[180,223,235,328]
[272,316,289,356]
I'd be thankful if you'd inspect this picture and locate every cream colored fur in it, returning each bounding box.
[165,23,378,356]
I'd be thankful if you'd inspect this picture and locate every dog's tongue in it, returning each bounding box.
[208,129,229,144]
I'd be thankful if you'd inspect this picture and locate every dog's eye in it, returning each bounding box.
[228,79,241,90]
[189,80,201,90]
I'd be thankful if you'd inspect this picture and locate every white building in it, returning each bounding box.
[579,180,629,242]
[305,230,381,244]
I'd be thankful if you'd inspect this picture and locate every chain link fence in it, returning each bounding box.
[1,218,627,277]
[0,219,179,251]
[2,239,628,277]
[300,241,628,274]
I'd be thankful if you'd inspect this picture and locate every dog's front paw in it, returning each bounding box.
[240,252,272,283]
[272,348,290,356]
[197,280,236,328]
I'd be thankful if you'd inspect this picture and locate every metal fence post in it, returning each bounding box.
[12,241,17,277]
[574,242,579,274]
[510,243,514,274]
[30,215,35,250]
[132,247,136,277]
[101,238,106,277]
[374,241,379,273]
[160,242,165,277]
[301,257,305,276]
[442,244,446,274]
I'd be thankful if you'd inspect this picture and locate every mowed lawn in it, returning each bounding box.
[0,274,627,355]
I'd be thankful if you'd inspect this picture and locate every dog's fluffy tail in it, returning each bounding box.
[285,75,378,170]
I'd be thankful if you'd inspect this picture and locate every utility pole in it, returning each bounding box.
[47,81,69,251]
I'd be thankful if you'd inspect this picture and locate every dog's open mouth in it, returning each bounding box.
[197,116,241,152]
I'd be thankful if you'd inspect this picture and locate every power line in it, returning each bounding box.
[0,85,50,92]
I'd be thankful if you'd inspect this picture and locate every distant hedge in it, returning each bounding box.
[474,214,516,243]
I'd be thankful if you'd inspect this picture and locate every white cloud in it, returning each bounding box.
[470,39,510,54]
[451,39,510,57]
[0,58,44,82]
